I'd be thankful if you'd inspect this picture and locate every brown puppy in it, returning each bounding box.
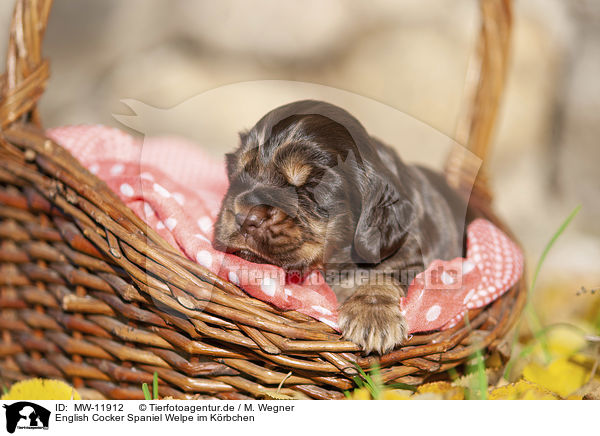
[214,100,467,354]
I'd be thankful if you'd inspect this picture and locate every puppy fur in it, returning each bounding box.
[214,100,468,354]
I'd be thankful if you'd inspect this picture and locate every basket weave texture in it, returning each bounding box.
[0,0,525,400]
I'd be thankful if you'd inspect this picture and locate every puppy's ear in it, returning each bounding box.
[238,130,249,145]
[353,171,416,264]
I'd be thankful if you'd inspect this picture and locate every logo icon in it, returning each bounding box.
[2,402,50,433]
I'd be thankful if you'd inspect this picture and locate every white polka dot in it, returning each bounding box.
[228,271,240,285]
[196,250,212,268]
[311,305,332,316]
[143,202,154,217]
[284,288,292,296]
[426,304,442,322]
[473,253,482,262]
[462,260,475,274]
[197,217,212,232]
[194,233,211,243]
[110,163,124,175]
[440,271,454,285]
[120,183,134,197]
[172,192,185,206]
[488,286,496,294]
[156,221,165,230]
[165,217,177,231]
[261,277,278,297]
[89,164,100,174]
[153,183,171,198]
[140,172,154,181]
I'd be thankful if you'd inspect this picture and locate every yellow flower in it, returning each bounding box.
[542,326,587,359]
[381,390,412,400]
[1,379,81,400]
[522,357,589,398]
[489,380,558,400]
[417,381,465,400]
[349,387,372,400]
[347,387,413,400]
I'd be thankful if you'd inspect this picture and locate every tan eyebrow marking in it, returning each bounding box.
[281,155,312,186]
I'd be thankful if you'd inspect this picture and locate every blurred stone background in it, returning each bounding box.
[1,0,598,326]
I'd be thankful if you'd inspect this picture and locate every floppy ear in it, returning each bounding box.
[225,152,237,178]
[353,171,416,264]
[225,131,251,177]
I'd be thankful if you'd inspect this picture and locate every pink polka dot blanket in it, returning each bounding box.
[47,125,524,334]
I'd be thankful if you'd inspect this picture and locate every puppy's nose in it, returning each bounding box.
[235,213,246,227]
[236,205,270,234]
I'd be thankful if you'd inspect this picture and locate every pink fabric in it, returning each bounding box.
[47,125,523,333]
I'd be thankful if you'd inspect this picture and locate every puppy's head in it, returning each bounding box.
[214,100,416,273]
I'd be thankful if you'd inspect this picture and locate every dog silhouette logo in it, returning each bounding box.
[2,402,50,433]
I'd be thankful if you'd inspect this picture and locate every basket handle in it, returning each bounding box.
[0,0,53,130]
[445,0,512,204]
[0,0,511,206]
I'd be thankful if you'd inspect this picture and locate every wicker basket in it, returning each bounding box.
[0,0,525,400]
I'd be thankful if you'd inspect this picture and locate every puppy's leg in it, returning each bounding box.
[338,282,407,355]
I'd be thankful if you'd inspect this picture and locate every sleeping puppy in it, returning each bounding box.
[214,100,467,354]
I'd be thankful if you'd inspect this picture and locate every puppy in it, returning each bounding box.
[214,100,467,354]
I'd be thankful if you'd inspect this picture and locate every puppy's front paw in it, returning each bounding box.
[338,289,407,355]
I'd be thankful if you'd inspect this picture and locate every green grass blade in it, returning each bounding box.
[351,363,384,399]
[142,382,151,400]
[475,350,487,400]
[152,372,159,400]
[366,364,383,400]
[529,205,581,295]
[526,205,581,362]
[465,349,487,400]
